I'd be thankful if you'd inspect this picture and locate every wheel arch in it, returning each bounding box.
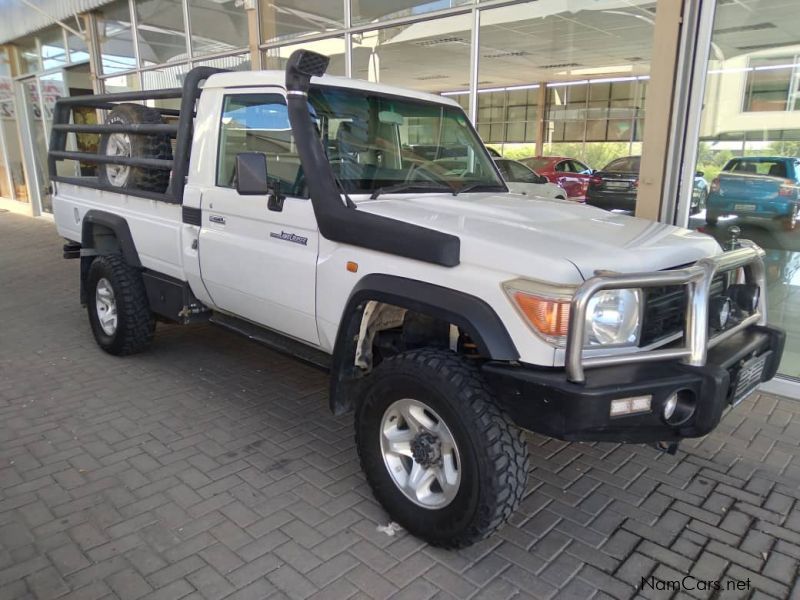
[79,210,141,304]
[329,274,519,415]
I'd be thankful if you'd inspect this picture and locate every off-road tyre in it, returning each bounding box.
[97,103,172,193]
[355,348,529,548]
[87,254,154,356]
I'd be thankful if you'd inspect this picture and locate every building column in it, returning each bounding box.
[244,0,262,70]
[535,82,547,156]
[81,12,103,93]
[635,0,684,221]
[636,0,716,224]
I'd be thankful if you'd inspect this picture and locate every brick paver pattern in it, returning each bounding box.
[1,211,800,600]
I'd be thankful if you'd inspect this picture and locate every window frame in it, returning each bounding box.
[215,90,306,196]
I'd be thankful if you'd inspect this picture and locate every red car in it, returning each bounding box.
[519,156,594,201]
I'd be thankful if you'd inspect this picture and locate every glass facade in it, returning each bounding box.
[351,17,472,92]
[687,0,800,379]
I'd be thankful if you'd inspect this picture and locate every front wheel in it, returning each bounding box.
[355,349,529,548]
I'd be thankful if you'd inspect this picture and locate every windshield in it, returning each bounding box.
[604,156,640,173]
[308,85,505,195]
[522,157,549,171]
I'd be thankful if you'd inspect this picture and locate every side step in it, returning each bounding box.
[210,313,331,371]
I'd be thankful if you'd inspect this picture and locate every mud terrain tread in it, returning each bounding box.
[356,348,529,548]
[88,254,154,355]
[98,103,172,193]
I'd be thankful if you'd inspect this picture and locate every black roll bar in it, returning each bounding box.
[48,67,227,204]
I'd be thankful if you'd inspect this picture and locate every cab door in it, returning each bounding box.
[198,90,320,345]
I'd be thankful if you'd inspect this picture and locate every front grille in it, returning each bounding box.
[639,274,727,347]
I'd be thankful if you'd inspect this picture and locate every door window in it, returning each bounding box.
[570,160,590,174]
[505,160,538,183]
[217,94,303,195]
[554,160,569,172]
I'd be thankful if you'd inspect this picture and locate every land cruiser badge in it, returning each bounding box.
[270,230,308,246]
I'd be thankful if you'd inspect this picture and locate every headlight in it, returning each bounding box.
[584,289,641,346]
[503,279,641,348]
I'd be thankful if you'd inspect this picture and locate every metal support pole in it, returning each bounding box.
[344,0,352,78]
[468,7,479,124]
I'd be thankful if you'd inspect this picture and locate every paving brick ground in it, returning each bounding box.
[2,211,800,600]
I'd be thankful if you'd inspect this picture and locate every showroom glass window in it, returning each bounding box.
[96,0,137,75]
[476,1,654,176]
[351,16,472,94]
[350,0,471,26]
[690,0,800,378]
[135,0,187,67]
[259,1,344,45]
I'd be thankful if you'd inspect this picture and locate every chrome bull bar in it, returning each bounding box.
[565,240,768,383]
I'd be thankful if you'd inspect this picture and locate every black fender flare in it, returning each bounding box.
[79,210,141,303]
[81,210,141,267]
[329,274,519,414]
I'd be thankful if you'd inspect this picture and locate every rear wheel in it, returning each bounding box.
[87,255,154,355]
[355,349,529,548]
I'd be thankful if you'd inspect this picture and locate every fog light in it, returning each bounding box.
[709,296,732,330]
[727,283,760,313]
[610,395,652,418]
[663,390,696,425]
[664,393,678,420]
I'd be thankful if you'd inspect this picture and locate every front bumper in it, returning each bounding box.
[483,325,784,443]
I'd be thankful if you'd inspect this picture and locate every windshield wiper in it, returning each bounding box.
[370,181,456,200]
[453,182,505,195]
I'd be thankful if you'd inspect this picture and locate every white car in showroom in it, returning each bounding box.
[494,157,568,199]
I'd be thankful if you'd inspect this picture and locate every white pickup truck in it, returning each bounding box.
[49,50,784,548]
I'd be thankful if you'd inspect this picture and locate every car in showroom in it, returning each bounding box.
[520,155,593,201]
[587,155,709,215]
[493,158,568,199]
[705,156,800,230]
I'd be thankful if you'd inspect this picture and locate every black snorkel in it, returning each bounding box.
[284,49,460,267]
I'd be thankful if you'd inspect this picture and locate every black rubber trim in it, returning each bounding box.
[285,50,460,268]
[182,206,202,226]
[328,273,519,415]
[81,210,141,268]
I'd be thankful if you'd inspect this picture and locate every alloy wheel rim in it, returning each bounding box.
[95,278,118,336]
[379,398,461,509]
[105,132,132,187]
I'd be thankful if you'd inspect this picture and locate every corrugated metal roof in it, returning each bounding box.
[0,0,114,44]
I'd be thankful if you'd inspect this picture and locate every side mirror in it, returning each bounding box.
[536,175,548,184]
[696,170,704,178]
[235,152,269,195]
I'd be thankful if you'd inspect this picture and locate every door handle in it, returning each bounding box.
[209,215,226,225]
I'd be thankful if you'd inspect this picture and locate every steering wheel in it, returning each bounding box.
[404,162,449,184]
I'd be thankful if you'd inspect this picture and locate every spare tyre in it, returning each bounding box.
[97,103,173,193]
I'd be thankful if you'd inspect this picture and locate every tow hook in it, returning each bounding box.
[653,441,680,455]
